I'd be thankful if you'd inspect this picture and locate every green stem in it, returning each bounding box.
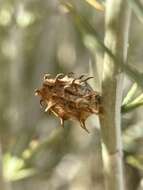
[99,0,131,189]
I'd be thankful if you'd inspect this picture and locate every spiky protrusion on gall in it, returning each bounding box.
[35,73,102,133]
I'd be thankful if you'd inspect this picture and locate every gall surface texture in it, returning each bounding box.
[35,73,102,133]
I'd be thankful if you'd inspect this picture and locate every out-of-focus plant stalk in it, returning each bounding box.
[0,144,5,190]
[122,93,143,113]
[99,0,131,190]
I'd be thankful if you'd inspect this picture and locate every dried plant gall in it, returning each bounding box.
[35,73,102,133]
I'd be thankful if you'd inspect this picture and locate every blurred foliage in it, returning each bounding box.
[3,153,35,181]
[0,0,143,190]
[128,0,143,23]
[122,83,143,113]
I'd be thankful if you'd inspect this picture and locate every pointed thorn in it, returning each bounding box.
[40,99,44,107]
[71,78,76,85]
[45,102,56,112]
[82,76,94,82]
[60,118,64,128]
[35,89,40,96]
[55,73,65,81]
[45,106,50,112]
[80,120,90,133]
[78,74,86,79]
[44,74,52,80]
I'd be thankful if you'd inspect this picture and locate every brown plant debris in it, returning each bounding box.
[35,73,102,133]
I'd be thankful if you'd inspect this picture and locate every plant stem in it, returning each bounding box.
[99,0,131,190]
[0,144,5,190]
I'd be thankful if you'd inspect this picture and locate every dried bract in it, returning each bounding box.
[35,73,102,133]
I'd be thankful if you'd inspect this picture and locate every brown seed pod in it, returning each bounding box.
[35,73,102,133]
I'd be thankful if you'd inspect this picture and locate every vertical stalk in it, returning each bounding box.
[0,144,6,190]
[99,0,131,190]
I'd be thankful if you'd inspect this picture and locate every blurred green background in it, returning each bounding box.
[0,0,143,189]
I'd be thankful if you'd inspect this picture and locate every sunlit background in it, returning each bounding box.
[0,0,143,190]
